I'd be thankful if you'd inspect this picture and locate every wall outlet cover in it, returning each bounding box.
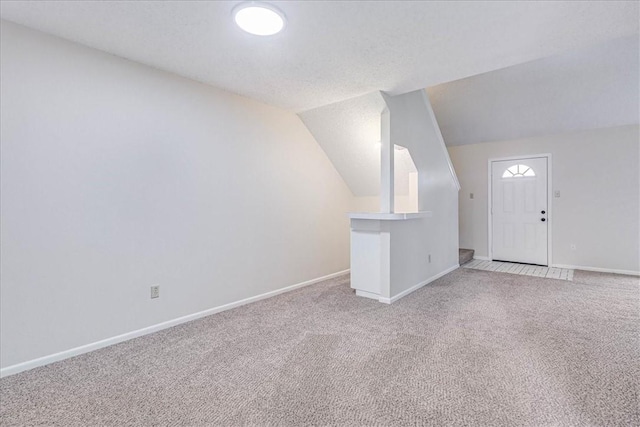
[150,285,160,299]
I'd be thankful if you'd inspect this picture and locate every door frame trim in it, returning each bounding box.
[487,153,553,266]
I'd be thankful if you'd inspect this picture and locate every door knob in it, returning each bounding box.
[541,210,546,214]
[541,218,546,222]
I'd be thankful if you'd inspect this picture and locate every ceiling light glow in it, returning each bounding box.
[233,2,286,36]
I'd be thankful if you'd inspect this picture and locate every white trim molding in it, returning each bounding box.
[355,289,381,300]
[379,264,459,304]
[348,211,432,221]
[552,264,639,276]
[0,269,350,378]
[421,90,461,191]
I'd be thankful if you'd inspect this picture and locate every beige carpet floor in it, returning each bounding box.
[1,268,638,426]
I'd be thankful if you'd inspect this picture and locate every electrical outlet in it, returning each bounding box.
[554,190,561,198]
[150,285,160,299]
[470,193,474,199]
[428,254,432,263]
[570,244,576,251]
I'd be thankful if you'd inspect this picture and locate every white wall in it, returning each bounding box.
[350,170,417,214]
[382,91,460,297]
[448,125,640,274]
[0,21,354,370]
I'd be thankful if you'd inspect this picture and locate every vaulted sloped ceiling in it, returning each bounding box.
[428,36,640,146]
[301,36,639,196]
[1,1,637,112]
[299,92,386,197]
[1,1,638,197]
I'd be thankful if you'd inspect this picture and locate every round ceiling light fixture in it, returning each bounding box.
[233,2,286,36]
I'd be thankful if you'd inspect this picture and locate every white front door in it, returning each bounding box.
[491,157,548,265]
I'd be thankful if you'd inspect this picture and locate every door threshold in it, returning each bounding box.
[463,260,573,281]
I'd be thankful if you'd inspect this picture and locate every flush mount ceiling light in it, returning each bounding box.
[233,2,286,36]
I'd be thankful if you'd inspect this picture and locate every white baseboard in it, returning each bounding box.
[355,289,380,301]
[378,264,460,304]
[473,256,491,261]
[551,264,639,276]
[0,269,350,378]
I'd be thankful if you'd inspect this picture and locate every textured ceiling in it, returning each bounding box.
[1,1,638,112]
[299,92,417,197]
[301,35,640,196]
[299,92,385,197]
[428,36,640,146]
[2,1,638,198]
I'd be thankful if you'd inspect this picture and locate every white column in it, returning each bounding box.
[380,108,394,213]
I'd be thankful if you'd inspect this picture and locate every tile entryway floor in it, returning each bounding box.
[463,259,574,281]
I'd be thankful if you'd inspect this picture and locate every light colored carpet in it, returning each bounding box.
[1,268,638,426]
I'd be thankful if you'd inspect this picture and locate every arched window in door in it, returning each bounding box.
[502,164,535,178]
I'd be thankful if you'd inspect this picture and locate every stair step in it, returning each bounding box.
[459,248,474,265]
